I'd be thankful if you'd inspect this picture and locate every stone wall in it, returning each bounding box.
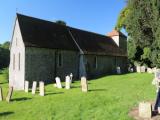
[25,48,79,84]
[9,18,25,90]
[84,55,128,79]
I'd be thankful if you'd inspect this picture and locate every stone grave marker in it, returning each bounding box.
[0,87,3,101]
[39,81,44,96]
[141,66,146,73]
[65,75,71,89]
[81,76,88,92]
[70,73,73,83]
[136,66,141,73]
[139,102,152,118]
[55,77,62,89]
[147,68,153,74]
[32,81,37,94]
[6,86,13,102]
[116,66,121,74]
[25,81,29,93]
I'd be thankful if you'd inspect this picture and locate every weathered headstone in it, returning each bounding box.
[141,66,146,73]
[116,67,121,74]
[39,81,44,96]
[147,68,153,74]
[24,81,29,93]
[70,73,73,83]
[152,67,157,74]
[55,77,62,89]
[65,76,71,89]
[81,76,88,92]
[139,102,152,118]
[0,87,3,101]
[6,86,13,102]
[32,81,37,94]
[136,66,141,73]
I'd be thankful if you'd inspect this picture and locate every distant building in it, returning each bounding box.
[9,13,127,90]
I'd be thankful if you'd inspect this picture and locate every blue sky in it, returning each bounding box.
[0,0,126,44]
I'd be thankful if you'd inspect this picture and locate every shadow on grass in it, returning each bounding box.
[12,97,32,102]
[45,92,64,96]
[89,89,107,92]
[0,111,14,116]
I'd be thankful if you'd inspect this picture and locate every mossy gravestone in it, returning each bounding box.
[81,77,88,92]
[6,86,13,102]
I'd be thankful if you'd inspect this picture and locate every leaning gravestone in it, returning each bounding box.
[65,76,71,89]
[0,87,3,101]
[116,66,121,74]
[6,86,13,102]
[55,77,62,89]
[39,81,44,96]
[139,102,152,118]
[32,81,37,94]
[81,76,88,92]
[25,81,29,93]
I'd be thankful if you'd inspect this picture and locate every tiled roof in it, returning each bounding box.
[17,13,127,56]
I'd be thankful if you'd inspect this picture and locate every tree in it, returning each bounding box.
[55,20,67,26]
[0,41,10,69]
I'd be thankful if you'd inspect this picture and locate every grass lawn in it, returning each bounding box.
[0,70,156,120]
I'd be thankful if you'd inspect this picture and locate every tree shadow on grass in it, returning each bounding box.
[89,89,107,92]
[0,112,14,116]
[11,97,32,102]
[45,92,64,96]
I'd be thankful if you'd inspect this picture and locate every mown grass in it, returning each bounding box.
[0,70,156,120]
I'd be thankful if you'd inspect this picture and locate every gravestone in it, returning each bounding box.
[152,67,157,74]
[55,77,62,89]
[32,81,37,94]
[6,86,13,102]
[0,87,3,101]
[25,81,29,93]
[136,66,141,73]
[141,66,146,73]
[65,76,71,89]
[39,81,44,96]
[81,76,88,92]
[139,102,152,118]
[147,68,153,74]
[116,67,121,74]
[70,73,73,83]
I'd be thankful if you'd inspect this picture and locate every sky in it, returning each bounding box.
[0,0,126,44]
